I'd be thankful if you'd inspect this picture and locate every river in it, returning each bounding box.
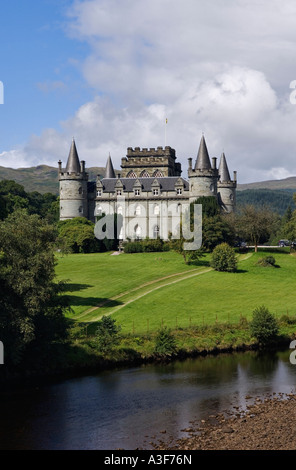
[0,349,295,450]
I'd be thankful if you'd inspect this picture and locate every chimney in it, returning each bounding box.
[58,160,62,173]
[233,171,237,183]
[188,157,192,171]
[212,157,217,170]
[81,160,86,173]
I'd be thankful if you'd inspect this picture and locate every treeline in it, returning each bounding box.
[237,189,295,215]
[0,179,59,222]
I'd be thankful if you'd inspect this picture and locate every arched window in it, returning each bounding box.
[153,225,160,239]
[127,171,137,178]
[154,204,160,215]
[177,203,182,214]
[153,170,164,177]
[117,205,123,215]
[134,224,142,239]
[97,206,103,216]
[135,205,141,216]
[140,170,150,177]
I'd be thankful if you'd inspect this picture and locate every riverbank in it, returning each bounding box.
[155,393,296,450]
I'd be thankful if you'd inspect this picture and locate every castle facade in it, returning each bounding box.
[58,136,237,241]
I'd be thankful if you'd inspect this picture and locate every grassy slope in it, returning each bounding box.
[55,251,202,317]
[112,250,295,333]
[56,249,296,336]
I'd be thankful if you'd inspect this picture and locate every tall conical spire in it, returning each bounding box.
[195,135,212,170]
[218,152,231,182]
[105,153,116,178]
[66,138,81,173]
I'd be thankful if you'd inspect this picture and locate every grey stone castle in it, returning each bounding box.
[58,135,237,240]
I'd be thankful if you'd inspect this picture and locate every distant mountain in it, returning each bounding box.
[0,164,296,200]
[237,177,296,191]
[0,165,112,194]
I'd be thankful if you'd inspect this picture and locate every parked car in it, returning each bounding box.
[278,239,290,247]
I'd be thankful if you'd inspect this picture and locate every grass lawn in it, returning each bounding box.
[55,251,208,317]
[56,248,296,338]
[111,250,296,334]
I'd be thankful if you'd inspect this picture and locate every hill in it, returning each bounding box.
[237,176,296,191]
[236,188,295,215]
[0,165,111,194]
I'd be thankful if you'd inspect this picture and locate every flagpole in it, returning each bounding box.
[165,118,168,147]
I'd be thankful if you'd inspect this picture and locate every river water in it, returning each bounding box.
[0,349,295,450]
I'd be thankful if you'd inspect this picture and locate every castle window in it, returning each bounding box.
[154,204,160,215]
[153,170,164,177]
[134,224,142,239]
[79,187,82,195]
[140,170,150,178]
[97,190,102,197]
[135,205,141,216]
[153,189,159,196]
[117,205,123,215]
[116,190,122,196]
[134,189,140,196]
[79,206,83,213]
[176,188,182,195]
[153,225,160,239]
[177,203,182,214]
[127,171,137,178]
[97,206,103,216]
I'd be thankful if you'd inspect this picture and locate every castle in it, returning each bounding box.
[58,135,237,241]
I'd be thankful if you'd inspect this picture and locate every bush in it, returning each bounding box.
[249,306,279,345]
[95,316,121,354]
[257,255,276,267]
[210,243,237,272]
[154,327,177,358]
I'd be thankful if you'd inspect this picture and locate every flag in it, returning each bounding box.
[165,118,168,124]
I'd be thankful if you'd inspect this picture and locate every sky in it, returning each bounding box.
[1,0,296,183]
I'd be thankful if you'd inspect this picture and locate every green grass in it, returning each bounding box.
[111,250,296,333]
[55,251,208,317]
[55,249,296,337]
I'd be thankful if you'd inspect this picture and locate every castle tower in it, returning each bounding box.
[188,135,219,203]
[105,154,116,178]
[217,152,237,212]
[58,139,89,220]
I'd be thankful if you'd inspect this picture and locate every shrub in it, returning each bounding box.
[249,306,279,345]
[154,327,177,358]
[95,316,122,354]
[257,255,276,267]
[210,243,237,272]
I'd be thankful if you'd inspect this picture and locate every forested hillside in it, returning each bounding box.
[236,189,295,215]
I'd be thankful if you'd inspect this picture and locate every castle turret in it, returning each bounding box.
[58,139,89,220]
[105,154,116,178]
[188,135,219,203]
[217,152,237,212]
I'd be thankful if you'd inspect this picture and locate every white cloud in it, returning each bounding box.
[4,0,296,184]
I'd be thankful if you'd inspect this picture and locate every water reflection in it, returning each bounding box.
[0,349,295,450]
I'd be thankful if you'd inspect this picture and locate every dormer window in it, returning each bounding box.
[153,189,159,196]
[176,188,182,195]
[116,190,122,196]
[97,190,102,197]
[135,189,140,196]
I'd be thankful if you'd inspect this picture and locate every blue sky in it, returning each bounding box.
[1,0,296,183]
[0,0,93,148]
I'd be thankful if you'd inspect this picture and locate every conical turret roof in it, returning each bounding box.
[105,154,116,178]
[195,135,212,170]
[218,152,231,182]
[66,139,81,173]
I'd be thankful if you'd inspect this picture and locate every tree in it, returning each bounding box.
[0,209,69,370]
[154,327,177,358]
[236,205,279,252]
[95,316,121,354]
[210,243,237,272]
[249,306,279,345]
[57,217,102,253]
